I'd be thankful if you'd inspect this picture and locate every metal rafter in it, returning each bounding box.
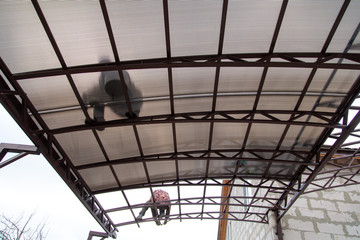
[34,110,342,135]
[12,52,360,81]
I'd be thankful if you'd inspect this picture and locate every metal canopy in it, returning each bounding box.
[0,0,360,237]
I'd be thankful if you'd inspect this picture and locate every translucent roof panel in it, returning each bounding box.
[0,1,60,73]
[55,130,106,166]
[280,125,325,151]
[262,68,312,92]
[275,0,343,52]
[246,124,287,150]
[216,95,256,111]
[327,0,360,52]
[173,68,216,95]
[176,123,210,152]
[137,124,174,155]
[107,0,166,61]
[308,69,360,94]
[79,166,118,192]
[218,67,263,93]
[113,163,148,187]
[39,1,114,67]
[97,126,139,160]
[178,160,207,179]
[18,75,79,111]
[40,109,86,130]
[147,160,177,182]
[223,0,282,53]
[212,123,248,150]
[168,0,223,56]
[174,97,213,114]
[208,159,237,177]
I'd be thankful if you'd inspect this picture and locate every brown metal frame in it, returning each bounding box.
[1,0,360,238]
[0,143,39,169]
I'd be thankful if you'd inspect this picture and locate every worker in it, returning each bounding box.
[136,189,171,225]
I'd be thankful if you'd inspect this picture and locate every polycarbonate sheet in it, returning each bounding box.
[216,95,256,111]
[299,95,344,113]
[176,123,210,152]
[147,161,177,182]
[327,0,360,52]
[79,166,118,192]
[0,1,60,73]
[247,124,287,149]
[97,126,139,160]
[257,95,299,110]
[39,1,114,67]
[172,68,216,95]
[218,67,263,93]
[238,161,267,176]
[113,163,147,187]
[55,130,106,166]
[18,76,79,111]
[178,160,207,178]
[127,69,169,98]
[262,68,312,92]
[308,69,360,94]
[40,109,85,129]
[208,159,236,177]
[268,163,299,177]
[212,123,248,149]
[137,124,174,155]
[168,0,223,56]
[280,125,325,151]
[275,0,343,52]
[107,0,166,61]
[223,0,282,53]
[138,100,171,117]
[174,97,212,114]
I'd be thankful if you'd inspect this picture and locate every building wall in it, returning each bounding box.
[226,183,360,240]
[226,213,277,240]
[281,184,360,240]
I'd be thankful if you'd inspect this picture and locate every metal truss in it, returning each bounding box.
[277,104,360,219]
[36,109,343,135]
[11,52,360,81]
[0,59,118,238]
[0,143,39,169]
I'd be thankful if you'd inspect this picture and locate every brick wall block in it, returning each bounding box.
[304,232,332,240]
[282,230,301,240]
[299,208,325,219]
[288,219,315,232]
[322,191,345,201]
[333,235,360,240]
[309,199,338,211]
[346,225,360,236]
[337,202,360,214]
[348,192,360,203]
[317,222,344,235]
[293,198,309,208]
[327,211,354,223]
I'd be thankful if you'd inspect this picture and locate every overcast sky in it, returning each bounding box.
[0,104,219,240]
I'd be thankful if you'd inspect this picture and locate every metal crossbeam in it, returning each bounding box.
[12,52,360,81]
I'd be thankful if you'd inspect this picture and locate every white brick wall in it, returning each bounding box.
[280,183,360,240]
[226,177,360,240]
